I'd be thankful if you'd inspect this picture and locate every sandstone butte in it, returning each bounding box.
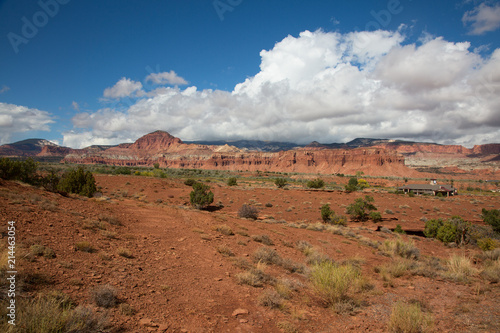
[57,130,421,177]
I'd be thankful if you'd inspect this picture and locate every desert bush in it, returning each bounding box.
[58,167,97,197]
[307,178,325,189]
[310,261,360,306]
[479,248,500,261]
[214,224,234,235]
[380,239,420,260]
[74,241,95,253]
[305,250,333,266]
[477,238,498,251]
[216,245,235,257]
[480,260,500,283]
[236,266,275,287]
[387,301,433,333]
[99,214,122,226]
[30,244,46,256]
[91,284,118,308]
[253,247,282,265]
[251,234,274,245]
[117,248,133,258]
[482,208,500,234]
[320,204,347,226]
[296,240,313,254]
[259,289,285,309]
[227,177,238,186]
[65,305,108,332]
[238,204,259,219]
[280,258,307,274]
[184,178,197,186]
[190,182,214,209]
[274,178,287,188]
[346,195,377,221]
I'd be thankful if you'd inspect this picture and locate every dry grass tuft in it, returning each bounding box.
[387,301,433,332]
[309,261,361,307]
[444,254,478,283]
[380,238,420,260]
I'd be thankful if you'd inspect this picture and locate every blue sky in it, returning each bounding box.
[1,0,500,148]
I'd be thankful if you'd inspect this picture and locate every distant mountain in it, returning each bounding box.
[0,138,62,156]
[184,139,302,152]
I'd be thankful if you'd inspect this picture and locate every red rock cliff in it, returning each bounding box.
[63,131,412,176]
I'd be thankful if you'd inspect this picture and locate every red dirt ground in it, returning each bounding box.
[1,173,499,332]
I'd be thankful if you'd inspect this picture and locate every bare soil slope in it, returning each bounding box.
[1,174,499,332]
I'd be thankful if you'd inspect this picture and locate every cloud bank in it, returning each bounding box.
[0,102,54,144]
[64,29,500,148]
[463,2,500,35]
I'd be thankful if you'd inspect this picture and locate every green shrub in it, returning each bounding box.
[426,217,472,246]
[307,178,325,189]
[274,178,287,188]
[344,177,359,192]
[320,204,347,225]
[346,195,377,221]
[423,219,444,238]
[477,238,497,251]
[189,182,214,209]
[369,211,382,222]
[482,208,500,234]
[0,157,38,183]
[57,167,97,197]
[394,224,406,234]
[227,177,238,186]
[436,221,458,243]
[184,178,197,186]
[321,204,333,222]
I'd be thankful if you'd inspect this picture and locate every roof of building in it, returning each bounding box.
[398,184,455,191]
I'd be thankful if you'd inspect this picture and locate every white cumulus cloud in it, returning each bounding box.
[0,102,54,144]
[64,30,500,148]
[146,71,188,85]
[463,2,500,35]
[103,78,144,99]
